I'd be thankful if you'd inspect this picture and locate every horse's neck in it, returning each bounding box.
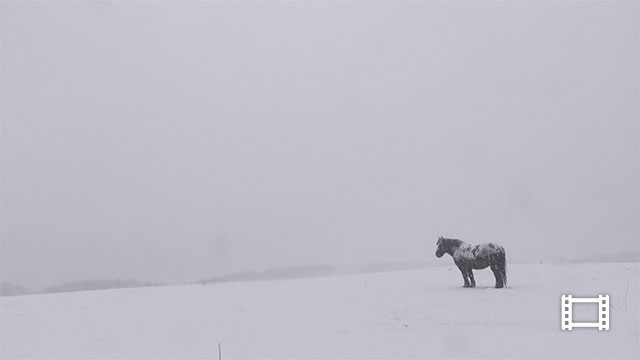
[446,239,465,255]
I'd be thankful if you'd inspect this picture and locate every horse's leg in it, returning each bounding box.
[458,267,470,287]
[468,270,476,287]
[500,251,507,287]
[490,265,504,288]
[501,267,507,288]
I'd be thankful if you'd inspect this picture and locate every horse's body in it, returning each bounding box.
[435,236,507,288]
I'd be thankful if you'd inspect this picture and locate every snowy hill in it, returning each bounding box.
[1,263,638,359]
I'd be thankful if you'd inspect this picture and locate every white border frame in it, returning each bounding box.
[561,294,609,331]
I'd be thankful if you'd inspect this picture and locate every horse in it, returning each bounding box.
[435,236,507,288]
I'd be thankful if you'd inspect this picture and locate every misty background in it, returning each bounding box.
[1,1,638,291]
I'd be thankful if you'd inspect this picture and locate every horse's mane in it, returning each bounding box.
[440,237,464,247]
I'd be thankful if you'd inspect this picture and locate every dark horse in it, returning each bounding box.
[435,236,507,288]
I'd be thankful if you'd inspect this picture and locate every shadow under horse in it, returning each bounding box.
[435,236,507,288]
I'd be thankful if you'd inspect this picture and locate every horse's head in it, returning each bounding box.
[435,236,445,258]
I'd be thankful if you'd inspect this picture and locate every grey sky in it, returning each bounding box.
[1,1,638,289]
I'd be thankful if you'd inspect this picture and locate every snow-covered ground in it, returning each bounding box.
[1,263,638,359]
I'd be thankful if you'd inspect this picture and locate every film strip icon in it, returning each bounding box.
[561,294,609,331]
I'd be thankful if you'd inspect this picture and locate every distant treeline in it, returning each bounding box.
[0,282,33,297]
[0,279,167,297]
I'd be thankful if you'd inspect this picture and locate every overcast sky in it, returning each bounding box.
[1,1,638,289]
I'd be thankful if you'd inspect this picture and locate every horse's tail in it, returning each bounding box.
[502,249,508,288]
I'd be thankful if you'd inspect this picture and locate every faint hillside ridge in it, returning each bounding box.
[200,262,429,284]
[41,279,168,294]
[567,250,640,263]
